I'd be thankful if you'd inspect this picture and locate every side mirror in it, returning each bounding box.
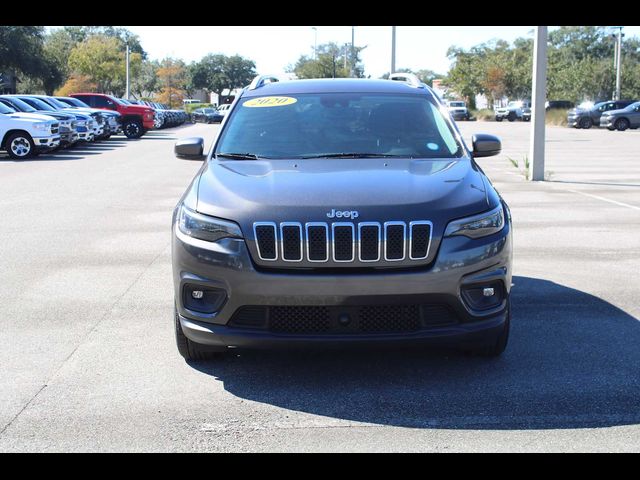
[175,137,205,160]
[471,134,501,158]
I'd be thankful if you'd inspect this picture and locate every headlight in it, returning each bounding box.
[32,122,49,131]
[178,205,242,243]
[444,205,505,239]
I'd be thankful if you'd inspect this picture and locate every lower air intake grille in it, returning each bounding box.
[358,305,421,333]
[228,304,459,334]
[270,306,331,333]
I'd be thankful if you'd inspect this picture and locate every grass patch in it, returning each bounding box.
[471,109,495,121]
[545,109,569,126]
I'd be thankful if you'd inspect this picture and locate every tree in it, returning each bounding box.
[190,54,256,95]
[288,42,365,79]
[68,35,141,95]
[54,74,97,96]
[132,60,160,99]
[155,58,188,107]
[379,68,444,87]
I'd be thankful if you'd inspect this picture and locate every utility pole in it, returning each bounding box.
[351,26,355,77]
[612,26,624,100]
[344,43,348,71]
[391,26,396,73]
[125,42,130,100]
[529,26,547,182]
[312,27,318,60]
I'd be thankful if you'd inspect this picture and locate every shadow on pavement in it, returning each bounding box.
[190,276,640,430]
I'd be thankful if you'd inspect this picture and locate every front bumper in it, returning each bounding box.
[450,111,468,120]
[172,216,513,349]
[33,134,61,150]
[600,117,614,128]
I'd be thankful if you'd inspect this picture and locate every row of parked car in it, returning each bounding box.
[567,99,640,131]
[0,93,189,159]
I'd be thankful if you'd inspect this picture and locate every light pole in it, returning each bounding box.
[529,26,547,182]
[611,26,624,100]
[391,26,396,73]
[351,26,355,77]
[312,27,318,60]
[125,42,130,100]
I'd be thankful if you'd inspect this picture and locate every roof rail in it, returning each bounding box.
[388,72,425,89]
[248,74,281,90]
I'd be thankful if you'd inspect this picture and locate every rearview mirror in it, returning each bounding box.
[471,134,501,158]
[175,137,205,160]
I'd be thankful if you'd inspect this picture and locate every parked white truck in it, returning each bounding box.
[0,101,60,159]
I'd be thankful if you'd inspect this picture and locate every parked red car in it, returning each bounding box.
[70,93,155,138]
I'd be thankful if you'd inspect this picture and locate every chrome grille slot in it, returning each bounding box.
[280,222,303,261]
[254,222,277,260]
[306,223,329,262]
[384,222,406,261]
[410,221,432,260]
[358,222,381,262]
[332,223,355,262]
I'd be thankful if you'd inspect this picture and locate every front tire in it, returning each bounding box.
[507,111,517,122]
[175,307,227,361]
[615,118,630,131]
[465,300,510,357]
[123,120,143,139]
[6,133,36,159]
[579,117,593,129]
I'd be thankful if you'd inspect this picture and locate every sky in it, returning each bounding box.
[49,26,640,78]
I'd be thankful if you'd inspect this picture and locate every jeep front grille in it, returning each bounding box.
[252,220,432,266]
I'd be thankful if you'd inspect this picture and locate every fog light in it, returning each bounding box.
[461,281,504,311]
[183,284,227,314]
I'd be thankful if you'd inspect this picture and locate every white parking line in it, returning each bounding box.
[566,189,640,212]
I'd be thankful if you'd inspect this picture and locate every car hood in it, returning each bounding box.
[6,112,58,122]
[601,108,628,116]
[37,111,74,121]
[127,105,154,114]
[196,156,492,236]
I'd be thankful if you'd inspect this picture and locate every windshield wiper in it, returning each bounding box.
[216,152,263,160]
[300,153,404,159]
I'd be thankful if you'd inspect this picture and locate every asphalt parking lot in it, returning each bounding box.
[1,121,639,452]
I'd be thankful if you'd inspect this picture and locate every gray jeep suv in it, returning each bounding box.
[172,74,513,360]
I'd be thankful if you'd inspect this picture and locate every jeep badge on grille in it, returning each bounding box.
[326,209,359,219]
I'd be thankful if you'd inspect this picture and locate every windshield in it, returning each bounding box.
[59,97,89,108]
[118,98,131,105]
[2,96,37,112]
[449,102,465,107]
[215,93,463,159]
[19,97,55,111]
[41,96,71,109]
[203,108,216,114]
[0,102,16,114]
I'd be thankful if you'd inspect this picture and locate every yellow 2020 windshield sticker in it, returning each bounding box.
[243,96,297,108]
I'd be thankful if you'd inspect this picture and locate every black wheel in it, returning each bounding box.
[615,118,630,131]
[579,117,592,129]
[495,117,503,122]
[507,111,517,122]
[465,300,510,357]
[174,307,227,361]
[6,133,36,159]
[123,120,143,139]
